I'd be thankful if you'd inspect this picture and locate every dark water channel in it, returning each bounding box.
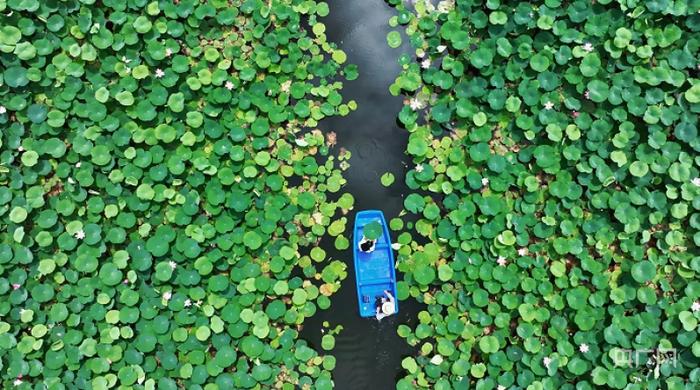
[298,1,423,389]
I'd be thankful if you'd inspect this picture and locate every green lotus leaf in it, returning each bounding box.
[362,221,383,240]
[381,172,395,187]
[631,261,656,283]
[387,31,402,48]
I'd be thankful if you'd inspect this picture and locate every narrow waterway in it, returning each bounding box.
[298,1,423,389]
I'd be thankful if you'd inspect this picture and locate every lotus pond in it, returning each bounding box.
[1,0,700,389]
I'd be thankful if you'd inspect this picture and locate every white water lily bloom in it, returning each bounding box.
[430,355,443,365]
[481,177,489,186]
[409,97,425,111]
[517,247,528,256]
[437,0,454,13]
[497,256,507,267]
[13,379,22,386]
[225,81,234,90]
[415,164,424,173]
[543,356,552,368]
[391,243,401,250]
[184,299,192,307]
[0,105,6,114]
[421,58,431,69]
[281,80,292,93]
[165,48,173,57]
[497,386,506,390]
[75,229,85,240]
[75,162,81,168]
[163,291,172,301]
[583,42,594,52]
[169,261,177,270]
[67,177,75,184]
[691,177,700,187]
[122,56,131,64]
[155,68,165,78]
[692,301,700,312]
[579,343,590,353]
[544,101,554,110]
[437,45,447,53]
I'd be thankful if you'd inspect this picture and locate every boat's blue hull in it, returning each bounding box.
[353,210,398,318]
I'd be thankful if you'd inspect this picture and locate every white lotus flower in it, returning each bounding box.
[430,355,443,365]
[517,247,528,256]
[67,177,75,184]
[579,343,590,353]
[184,299,192,307]
[421,59,431,69]
[75,229,85,240]
[497,386,506,390]
[0,105,6,114]
[415,164,424,173]
[497,256,507,267]
[13,379,22,386]
[691,177,700,187]
[481,177,489,187]
[75,162,81,168]
[165,48,173,57]
[583,42,594,52]
[155,68,165,78]
[281,80,292,93]
[12,283,20,290]
[163,291,172,301]
[409,97,425,111]
[437,0,454,13]
[168,261,177,270]
[544,101,554,110]
[18,146,24,152]
[121,56,131,64]
[543,356,552,368]
[692,301,700,312]
[225,81,234,90]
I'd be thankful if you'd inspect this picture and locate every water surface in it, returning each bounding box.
[298,1,423,389]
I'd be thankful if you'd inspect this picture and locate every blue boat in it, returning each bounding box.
[353,210,398,318]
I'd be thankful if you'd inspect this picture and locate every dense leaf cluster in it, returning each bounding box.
[385,0,700,388]
[0,0,355,388]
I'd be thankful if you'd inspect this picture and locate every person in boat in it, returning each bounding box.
[358,237,376,253]
[374,290,396,320]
